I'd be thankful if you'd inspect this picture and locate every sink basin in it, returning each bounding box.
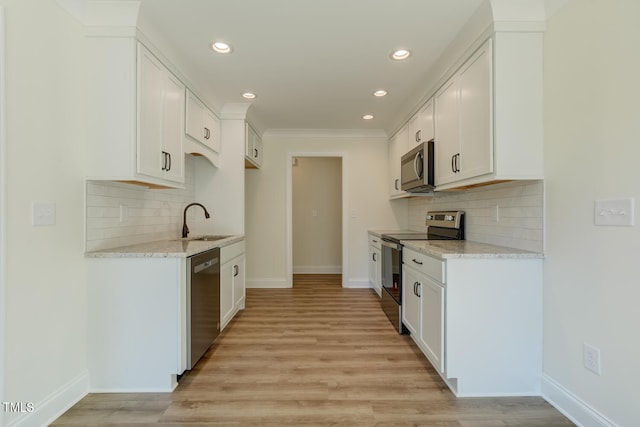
[189,235,231,242]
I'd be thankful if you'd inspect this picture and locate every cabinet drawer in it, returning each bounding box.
[368,233,382,249]
[403,248,444,283]
[221,240,245,264]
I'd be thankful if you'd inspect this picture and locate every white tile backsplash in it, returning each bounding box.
[408,180,544,252]
[85,157,197,251]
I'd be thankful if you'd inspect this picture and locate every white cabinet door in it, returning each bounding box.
[137,43,184,184]
[368,245,381,297]
[419,276,445,373]
[388,126,409,197]
[162,72,185,183]
[402,266,421,337]
[220,259,235,329]
[245,123,263,168]
[186,89,221,154]
[435,40,492,187]
[203,109,221,153]
[137,45,164,180]
[232,254,245,311]
[185,90,205,143]
[458,42,492,181]
[409,100,434,148]
[434,77,460,186]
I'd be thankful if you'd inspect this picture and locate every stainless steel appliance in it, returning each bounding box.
[187,248,220,369]
[380,211,464,333]
[401,139,435,193]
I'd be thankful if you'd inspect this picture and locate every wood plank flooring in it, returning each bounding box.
[52,274,573,426]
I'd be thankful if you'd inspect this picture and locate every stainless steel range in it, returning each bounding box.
[380,211,465,333]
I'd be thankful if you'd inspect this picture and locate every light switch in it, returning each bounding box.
[311,209,318,217]
[594,198,634,226]
[32,202,56,226]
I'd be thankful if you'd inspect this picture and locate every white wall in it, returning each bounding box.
[408,181,544,252]
[543,1,640,426]
[1,0,88,425]
[292,157,342,274]
[245,131,408,288]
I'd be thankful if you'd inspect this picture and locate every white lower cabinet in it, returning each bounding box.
[367,233,382,297]
[221,240,246,330]
[402,246,542,396]
[87,257,188,391]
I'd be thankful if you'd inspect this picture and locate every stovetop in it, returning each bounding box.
[381,211,465,243]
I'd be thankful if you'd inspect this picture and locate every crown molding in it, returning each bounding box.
[264,129,388,139]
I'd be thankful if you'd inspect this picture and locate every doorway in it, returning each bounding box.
[286,152,348,288]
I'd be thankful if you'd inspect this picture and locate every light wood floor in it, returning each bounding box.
[52,274,573,426]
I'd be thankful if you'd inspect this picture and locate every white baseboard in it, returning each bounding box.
[7,371,89,427]
[541,374,617,427]
[292,265,342,274]
[344,279,371,289]
[246,278,290,288]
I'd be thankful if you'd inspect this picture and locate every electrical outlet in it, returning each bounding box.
[583,343,602,375]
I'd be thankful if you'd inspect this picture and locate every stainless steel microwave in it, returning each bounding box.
[401,139,434,192]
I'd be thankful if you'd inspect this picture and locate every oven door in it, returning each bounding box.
[380,239,401,304]
[380,239,404,333]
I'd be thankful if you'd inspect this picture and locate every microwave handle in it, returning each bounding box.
[414,151,424,179]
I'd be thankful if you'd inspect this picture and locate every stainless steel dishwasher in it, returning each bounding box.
[187,248,220,370]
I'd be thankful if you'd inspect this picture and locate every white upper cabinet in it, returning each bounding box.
[185,89,221,153]
[408,99,434,148]
[388,125,409,198]
[430,32,543,190]
[244,123,263,168]
[86,38,185,188]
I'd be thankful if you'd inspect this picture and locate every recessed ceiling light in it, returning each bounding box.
[373,90,388,97]
[242,92,257,99]
[390,49,411,61]
[211,41,232,54]
[362,114,374,120]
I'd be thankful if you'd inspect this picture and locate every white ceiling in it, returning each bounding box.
[137,0,486,134]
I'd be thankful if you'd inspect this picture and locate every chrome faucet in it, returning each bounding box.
[182,203,210,238]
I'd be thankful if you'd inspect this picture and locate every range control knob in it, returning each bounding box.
[445,215,454,221]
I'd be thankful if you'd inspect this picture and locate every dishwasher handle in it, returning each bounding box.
[193,257,219,274]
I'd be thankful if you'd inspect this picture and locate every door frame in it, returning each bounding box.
[0,6,7,423]
[286,152,348,287]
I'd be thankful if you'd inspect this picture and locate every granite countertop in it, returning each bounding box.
[85,235,244,258]
[402,239,544,260]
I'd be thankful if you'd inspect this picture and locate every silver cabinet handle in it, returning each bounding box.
[394,178,399,190]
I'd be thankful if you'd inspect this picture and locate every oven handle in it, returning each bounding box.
[381,239,402,251]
